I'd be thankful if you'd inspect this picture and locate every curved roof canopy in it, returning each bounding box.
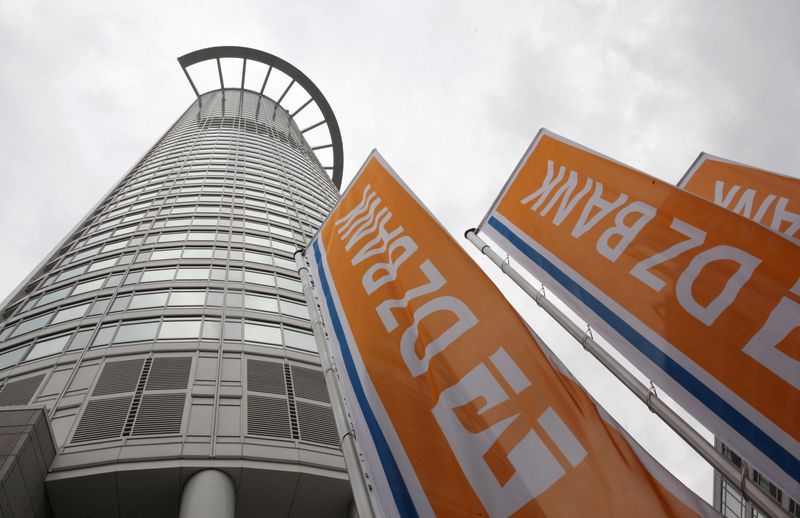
[178,46,343,189]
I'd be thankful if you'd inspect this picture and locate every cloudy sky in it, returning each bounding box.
[1,0,798,505]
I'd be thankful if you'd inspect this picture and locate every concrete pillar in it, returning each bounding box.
[179,469,236,518]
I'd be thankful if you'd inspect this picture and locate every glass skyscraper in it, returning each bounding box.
[0,47,352,517]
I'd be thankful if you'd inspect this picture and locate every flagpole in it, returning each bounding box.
[464,229,789,518]
[295,250,378,518]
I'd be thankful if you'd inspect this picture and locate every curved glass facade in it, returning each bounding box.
[0,87,351,515]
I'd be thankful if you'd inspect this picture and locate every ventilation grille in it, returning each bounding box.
[145,357,191,390]
[122,357,153,437]
[247,395,291,439]
[72,396,132,443]
[93,359,144,396]
[0,374,45,406]
[248,360,286,395]
[296,401,339,446]
[283,364,300,439]
[291,366,329,403]
[131,393,186,436]
[71,355,192,443]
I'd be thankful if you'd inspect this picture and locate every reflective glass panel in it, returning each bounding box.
[201,319,222,339]
[151,249,181,260]
[243,322,281,345]
[27,334,71,361]
[176,268,210,280]
[88,258,117,272]
[51,303,91,324]
[245,294,278,313]
[281,300,309,320]
[183,249,213,259]
[88,298,110,316]
[158,320,201,340]
[109,296,130,313]
[68,329,93,351]
[283,328,317,352]
[0,347,27,370]
[115,321,159,343]
[168,291,206,306]
[141,269,176,282]
[244,271,274,286]
[36,286,72,307]
[92,324,117,347]
[129,292,169,309]
[73,278,105,295]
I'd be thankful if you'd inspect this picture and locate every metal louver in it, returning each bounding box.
[295,400,339,447]
[72,396,133,443]
[131,393,186,435]
[291,365,329,403]
[247,395,292,439]
[247,359,286,395]
[0,374,46,406]
[145,357,191,390]
[92,358,144,396]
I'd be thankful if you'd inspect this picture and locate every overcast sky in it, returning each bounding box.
[1,0,798,505]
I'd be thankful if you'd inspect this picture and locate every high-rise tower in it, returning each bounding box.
[0,47,351,517]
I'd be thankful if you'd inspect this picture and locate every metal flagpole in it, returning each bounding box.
[464,229,790,518]
[295,251,378,518]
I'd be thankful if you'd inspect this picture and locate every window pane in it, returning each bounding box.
[11,313,53,337]
[106,274,123,287]
[141,269,175,282]
[206,291,224,307]
[244,270,274,286]
[226,292,243,308]
[27,335,71,361]
[151,249,181,260]
[88,298,110,316]
[129,292,169,309]
[51,303,91,324]
[271,240,295,253]
[0,347,27,370]
[68,329,93,351]
[101,240,127,253]
[159,233,185,243]
[183,248,213,259]
[244,251,271,265]
[201,319,222,339]
[168,291,206,306]
[115,321,159,343]
[176,268,210,280]
[284,328,317,352]
[87,258,117,272]
[109,296,130,313]
[245,294,278,313]
[276,276,302,292]
[159,320,201,340]
[243,322,281,345]
[281,300,309,320]
[187,232,215,241]
[223,320,242,341]
[273,256,296,271]
[56,265,87,282]
[36,287,72,307]
[92,325,117,347]
[73,278,104,295]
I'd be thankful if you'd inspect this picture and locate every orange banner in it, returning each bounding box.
[479,130,800,500]
[306,151,716,516]
[679,153,800,245]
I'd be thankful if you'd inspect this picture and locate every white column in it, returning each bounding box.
[179,469,236,518]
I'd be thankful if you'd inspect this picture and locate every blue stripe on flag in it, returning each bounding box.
[312,240,419,517]
[488,215,799,482]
